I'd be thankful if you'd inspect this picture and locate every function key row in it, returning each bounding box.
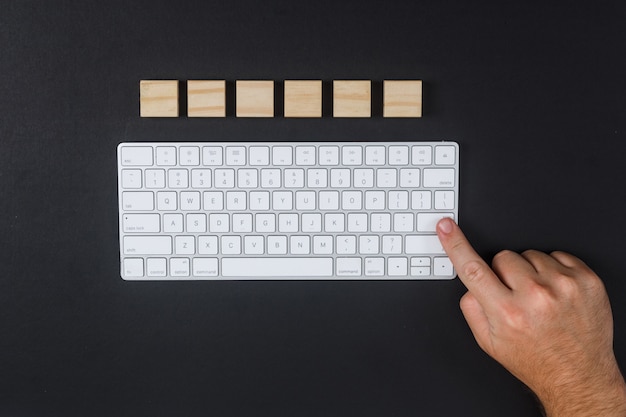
[120,145,456,167]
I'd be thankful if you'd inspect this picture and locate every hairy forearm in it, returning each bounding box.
[539,367,626,417]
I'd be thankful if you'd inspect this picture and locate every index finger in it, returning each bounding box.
[437,218,511,305]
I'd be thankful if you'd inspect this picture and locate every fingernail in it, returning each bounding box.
[438,217,454,234]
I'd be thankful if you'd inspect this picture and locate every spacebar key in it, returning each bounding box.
[222,258,333,277]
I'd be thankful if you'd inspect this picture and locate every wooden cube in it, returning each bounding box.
[187,80,226,117]
[284,80,322,118]
[140,80,179,117]
[383,80,422,118]
[333,80,371,118]
[236,80,274,117]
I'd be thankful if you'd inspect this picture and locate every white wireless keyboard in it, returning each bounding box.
[117,142,459,280]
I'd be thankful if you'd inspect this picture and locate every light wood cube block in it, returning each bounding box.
[383,80,422,118]
[284,80,322,118]
[333,80,371,118]
[140,80,179,117]
[236,80,274,117]
[187,80,226,117]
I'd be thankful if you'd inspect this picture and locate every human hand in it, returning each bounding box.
[436,218,626,417]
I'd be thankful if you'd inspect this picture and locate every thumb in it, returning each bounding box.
[460,292,493,355]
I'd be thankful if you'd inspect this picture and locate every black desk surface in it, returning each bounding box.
[1,2,625,416]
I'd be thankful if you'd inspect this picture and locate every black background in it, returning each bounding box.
[1,1,625,416]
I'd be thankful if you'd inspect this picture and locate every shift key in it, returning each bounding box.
[124,236,172,255]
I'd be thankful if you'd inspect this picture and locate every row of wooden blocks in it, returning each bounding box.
[140,80,422,118]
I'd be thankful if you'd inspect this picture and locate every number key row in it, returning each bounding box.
[121,167,455,189]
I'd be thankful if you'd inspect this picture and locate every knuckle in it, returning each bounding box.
[501,303,528,329]
[551,273,580,298]
[492,249,514,267]
[521,249,541,258]
[549,250,569,258]
[461,259,489,283]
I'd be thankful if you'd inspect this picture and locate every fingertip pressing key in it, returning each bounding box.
[437,217,455,235]
[436,217,510,304]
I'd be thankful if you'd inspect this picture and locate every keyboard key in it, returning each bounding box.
[191,169,212,188]
[249,146,270,166]
[336,257,361,276]
[272,146,292,165]
[267,236,287,254]
[193,258,218,276]
[261,169,281,188]
[157,191,177,210]
[145,169,166,189]
[308,169,328,188]
[319,146,339,165]
[221,236,241,255]
[359,235,379,254]
[411,266,430,277]
[435,146,456,165]
[226,147,246,165]
[187,214,207,233]
[364,257,385,276]
[122,192,154,211]
[124,236,172,255]
[302,213,322,232]
[313,236,333,254]
[412,145,432,165]
[365,146,385,165]
[198,236,218,254]
[434,257,454,276]
[393,213,414,232]
[399,169,420,187]
[272,191,293,210]
[180,191,201,210]
[330,169,350,188]
[123,258,144,277]
[156,147,176,166]
[354,169,374,187]
[376,169,397,187]
[423,168,455,188]
[222,257,333,277]
[170,258,190,276]
[416,213,454,232]
[179,146,200,166]
[237,169,257,188]
[388,257,408,276]
[168,169,189,188]
[121,147,153,166]
[342,146,362,165]
[123,214,160,233]
[203,191,223,210]
[295,146,315,165]
[336,235,357,254]
[434,191,455,210]
[411,191,432,210]
[382,235,402,254]
[147,258,167,277]
[405,235,445,254]
[244,236,264,255]
[388,146,409,165]
[175,236,195,255]
[209,213,229,232]
[203,147,223,165]
[121,170,142,188]
[163,213,183,232]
